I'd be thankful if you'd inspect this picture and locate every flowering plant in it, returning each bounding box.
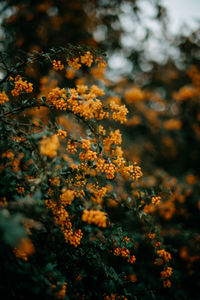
[0,47,172,299]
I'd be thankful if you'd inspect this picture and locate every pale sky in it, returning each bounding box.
[163,0,200,33]
[108,0,200,74]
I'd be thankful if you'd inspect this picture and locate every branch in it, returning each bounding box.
[0,52,42,86]
[3,103,49,116]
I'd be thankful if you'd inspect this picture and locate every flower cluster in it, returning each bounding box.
[47,87,67,110]
[46,79,107,121]
[39,76,58,98]
[90,84,104,97]
[91,58,107,80]
[46,76,129,131]
[95,158,116,180]
[161,267,173,288]
[148,233,156,239]
[66,140,77,154]
[164,119,182,130]
[148,231,172,288]
[49,177,60,186]
[79,149,97,162]
[82,209,107,228]
[152,196,161,205]
[156,249,172,263]
[13,237,35,261]
[67,57,81,70]
[0,196,7,207]
[125,86,144,103]
[65,68,75,79]
[46,198,83,247]
[154,249,172,288]
[0,91,9,104]
[60,189,75,206]
[98,125,106,135]
[114,247,136,264]
[104,129,122,152]
[87,183,107,205]
[11,75,33,96]
[56,282,67,299]
[96,59,107,69]
[81,138,91,150]
[53,59,64,71]
[110,99,128,124]
[57,129,67,139]
[16,186,25,194]
[76,84,88,95]
[80,51,93,67]
[104,162,116,180]
[40,135,60,158]
[173,86,197,102]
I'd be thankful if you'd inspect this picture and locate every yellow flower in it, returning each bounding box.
[125,86,144,103]
[152,196,161,205]
[104,163,115,179]
[52,59,64,71]
[40,135,60,158]
[164,119,182,130]
[66,141,77,154]
[16,186,25,194]
[56,282,67,299]
[114,247,136,264]
[47,87,67,110]
[11,75,33,96]
[81,138,91,151]
[82,209,107,228]
[57,129,67,139]
[13,237,35,261]
[161,267,173,280]
[67,57,81,70]
[163,279,172,288]
[60,189,75,206]
[80,51,93,67]
[65,68,75,79]
[49,177,60,186]
[0,91,9,104]
[157,249,172,262]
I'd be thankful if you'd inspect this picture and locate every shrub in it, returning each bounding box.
[0,47,172,299]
